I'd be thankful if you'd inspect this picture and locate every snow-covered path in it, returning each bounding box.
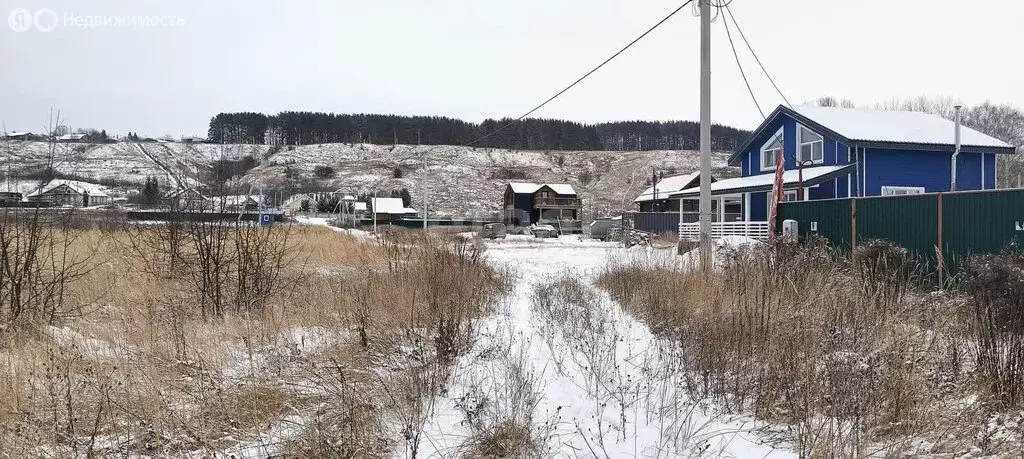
[410,237,795,458]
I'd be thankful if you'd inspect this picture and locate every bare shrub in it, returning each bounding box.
[0,209,97,327]
[599,242,961,457]
[964,248,1024,407]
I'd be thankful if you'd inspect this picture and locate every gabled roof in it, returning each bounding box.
[670,165,855,198]
[371,197,415,214]
[507,182,576,195]
[164,188,210,200]
[729,105,1017,165]
[30,179,109,197]
[633,172,702,203]
[545,184,576,195]
[508,182,541,194]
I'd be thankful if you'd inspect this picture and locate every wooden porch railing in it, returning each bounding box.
[678,221,770,242]
[535,197,582,207]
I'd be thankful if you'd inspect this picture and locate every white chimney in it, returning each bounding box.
[951,105,962,192]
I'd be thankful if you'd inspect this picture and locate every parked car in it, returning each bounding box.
[480,222,507,239]
[589,217,620,241]
[531,224,558,238]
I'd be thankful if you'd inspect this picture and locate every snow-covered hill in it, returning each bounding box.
[0,141,735,217]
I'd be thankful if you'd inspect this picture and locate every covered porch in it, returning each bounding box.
[670,165,854,241]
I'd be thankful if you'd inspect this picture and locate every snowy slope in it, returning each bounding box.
[1,141,734,216]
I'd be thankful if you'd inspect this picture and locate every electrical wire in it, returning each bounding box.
[468,0,696,147]
[721,9,764,119]
[724,3,792,109]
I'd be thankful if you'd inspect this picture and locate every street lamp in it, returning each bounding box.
[796,159,815,201]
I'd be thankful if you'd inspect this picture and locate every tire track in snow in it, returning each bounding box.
[410,237,796,458]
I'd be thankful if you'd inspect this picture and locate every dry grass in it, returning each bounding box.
[0,223,507,457]
[599,241,1017,457]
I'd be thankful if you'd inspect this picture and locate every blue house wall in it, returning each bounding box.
[735,111,999,195]
[727,109,1010,222]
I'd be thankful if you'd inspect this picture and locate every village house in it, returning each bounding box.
[670,105,1016,240]
[369,197,417,223]
[282,193,316,215]
[163,188,211,210]
[503,182,582,227]
[26,179,112,207]
[627,172,718,234]
[1,131,31,141]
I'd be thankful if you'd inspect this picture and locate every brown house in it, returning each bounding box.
[503,182,582,227]
[26,179,112,207]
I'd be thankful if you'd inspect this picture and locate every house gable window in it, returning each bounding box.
[797,125,824,164]
[760,128,783,171]
[881,186,925,196]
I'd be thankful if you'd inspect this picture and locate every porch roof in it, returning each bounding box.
[669,164,855,198]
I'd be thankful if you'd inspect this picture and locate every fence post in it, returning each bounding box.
[851,198,858,253]
[937,193,944,289]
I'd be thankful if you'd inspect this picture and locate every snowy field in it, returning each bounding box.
[408,235,793,458]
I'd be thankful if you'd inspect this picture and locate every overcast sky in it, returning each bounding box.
[1,0,1021,138]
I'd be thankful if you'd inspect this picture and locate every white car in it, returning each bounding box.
[531,224,558,238]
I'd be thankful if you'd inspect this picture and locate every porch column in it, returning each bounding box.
[744,192,751,221]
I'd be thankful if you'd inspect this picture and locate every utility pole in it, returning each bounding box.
[698,0,713,267]
[422,148,428,230]
[652,167,658,211]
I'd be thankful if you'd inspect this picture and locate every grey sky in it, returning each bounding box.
[1,0,1021,139]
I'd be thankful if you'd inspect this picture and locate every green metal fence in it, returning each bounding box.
[777,188,1024,276]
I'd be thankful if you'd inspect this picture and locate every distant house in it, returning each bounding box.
[369,197,417,223]
[282,193,315,215]
[56,133,86,142]
[503,182,582,227]
[633,172,715,213]
[163,188,210,210]
[180,136,206,143]
[217,195,264,212]
[26,179,112,207]
[1,131,31,140]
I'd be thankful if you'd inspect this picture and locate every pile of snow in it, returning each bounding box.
[678,235,763,271]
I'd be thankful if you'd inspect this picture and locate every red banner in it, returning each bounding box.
[768,143,785,242]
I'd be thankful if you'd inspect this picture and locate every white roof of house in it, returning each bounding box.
[370,197,408,214]
[545,183,576,195]
[507,182,577,195]
[57,133,86,141]
[509,182,541,193]
[30,179,109,197]
[218,195,263,206]
[634,172,700,203]
[791,105,1013,149]
[671,165,851,198]
[2,131,29,137]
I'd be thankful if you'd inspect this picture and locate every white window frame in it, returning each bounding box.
[796,124,824,165]
[760,128,783,172]
[880,186,926,196]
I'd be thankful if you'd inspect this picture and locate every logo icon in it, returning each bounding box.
[1017,221,1024,232]
[33,8,58,32]
[8,8,32,32]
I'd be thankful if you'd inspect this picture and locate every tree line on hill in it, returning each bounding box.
[207,112,750,151]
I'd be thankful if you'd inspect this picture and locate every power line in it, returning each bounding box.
[723,3,791,109]
[468,0,696,147]
[721,9,764,119]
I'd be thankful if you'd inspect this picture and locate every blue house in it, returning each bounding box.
[670,105,1016,223]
